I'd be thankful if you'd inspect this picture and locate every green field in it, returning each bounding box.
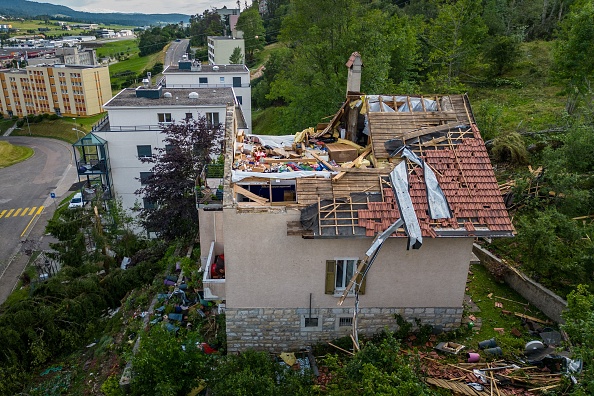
[95,39,139,59]
[107,44,167,93]
[6,18,134,38]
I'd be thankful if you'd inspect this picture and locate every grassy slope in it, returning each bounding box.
[0,141,34,168]
[11,114,105,143]
[95,39,138,59]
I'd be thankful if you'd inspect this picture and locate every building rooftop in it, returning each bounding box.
[208,36,244,40]
[104,87,235,108]
[226,94,514,239]
[164,63,249,74]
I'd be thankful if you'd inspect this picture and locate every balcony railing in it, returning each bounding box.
[203,241,225,300]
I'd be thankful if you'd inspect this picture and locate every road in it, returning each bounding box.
[0,136,77,302]
[165,38,190,67]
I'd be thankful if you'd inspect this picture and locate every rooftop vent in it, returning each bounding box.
[163,92,172,98]
[188,92,199,99]
[142,78,150,88]
[213,65,219,71]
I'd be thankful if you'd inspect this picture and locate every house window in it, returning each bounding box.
[137,145,152,158]
[165,144,175,155]
[219,77,225,83]
[157,113,172,123]
[199,77,207,84]
[143,198,156,209]
[139,172,154,185]
[325,259,366,296]
[206,112,219,127]
[300,314,322,331]
[185,112,193,120]
[233,77,241,87]
[236,95,242,105]
[338,317,353,327]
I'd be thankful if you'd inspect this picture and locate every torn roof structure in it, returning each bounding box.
[225,93,514,240]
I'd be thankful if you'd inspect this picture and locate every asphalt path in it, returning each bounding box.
[0,136,77,302]
[165,38,190,67]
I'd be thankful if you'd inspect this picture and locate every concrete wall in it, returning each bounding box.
[93,129,165,212]
[105,105,227,129]
[198,209,225,267]
[472,243,567,323]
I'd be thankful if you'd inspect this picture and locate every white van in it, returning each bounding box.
[68,192,84,209]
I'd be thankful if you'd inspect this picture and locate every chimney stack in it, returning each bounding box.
[345,52,363,95]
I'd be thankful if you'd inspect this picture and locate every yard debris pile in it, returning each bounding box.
[420,352,567,395]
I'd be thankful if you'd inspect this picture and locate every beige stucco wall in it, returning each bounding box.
[199,209,225,263]
[222,207,474,310]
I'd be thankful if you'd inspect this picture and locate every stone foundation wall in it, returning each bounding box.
[226,306,464,352]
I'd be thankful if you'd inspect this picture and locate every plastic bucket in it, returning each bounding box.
[467,352,480,363]
[478,338,497,349]
[485,346,503,356]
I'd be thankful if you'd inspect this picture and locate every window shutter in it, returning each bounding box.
[357,260,367,295]
[325,260,336,294]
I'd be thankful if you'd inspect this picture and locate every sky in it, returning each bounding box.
[39,0,247,15]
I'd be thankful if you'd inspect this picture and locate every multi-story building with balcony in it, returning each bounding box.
[207,36,245,66]
[0,64,111,117]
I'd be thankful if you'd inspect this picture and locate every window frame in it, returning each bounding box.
[300,314,323,332]
[157,113,172,123]
[199,77,208,84]
[206,112,220,127]
[139,171,154,185]
[136,145,152,158]
[325,258,365,296]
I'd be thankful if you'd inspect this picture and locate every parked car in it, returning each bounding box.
[68,192,84,209]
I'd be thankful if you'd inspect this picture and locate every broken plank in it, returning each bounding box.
[310,151,337,171]
[333,147,373,182]
[262,157,319,163]
[233,185,269,205]
[514,312,552,325]
[401,122,466,142]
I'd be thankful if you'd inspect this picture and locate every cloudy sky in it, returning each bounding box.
[41,0,246,15]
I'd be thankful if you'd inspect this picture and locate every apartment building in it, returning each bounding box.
[163,60,251,131]
[207,36,245,65]
[0,64,111,117]
[96,85,240,217]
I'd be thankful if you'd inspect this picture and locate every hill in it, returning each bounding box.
[0,0,191,26]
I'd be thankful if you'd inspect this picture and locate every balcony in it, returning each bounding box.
[202,241,225,300]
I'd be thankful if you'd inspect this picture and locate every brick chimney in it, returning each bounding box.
[345,51,363,95]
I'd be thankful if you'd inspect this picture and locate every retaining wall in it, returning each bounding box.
[472,243,567,324]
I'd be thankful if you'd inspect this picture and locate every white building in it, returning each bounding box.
[96,85,239,218]
[163,60,251,131]
[207,36,244,66]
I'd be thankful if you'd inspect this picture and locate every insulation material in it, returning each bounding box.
[390,161,423,249]
[231,170,335,183]
[400,148,452,220]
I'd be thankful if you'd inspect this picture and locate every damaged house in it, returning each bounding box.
[198,53,514,352]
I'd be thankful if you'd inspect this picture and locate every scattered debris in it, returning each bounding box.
[435,342,465,355]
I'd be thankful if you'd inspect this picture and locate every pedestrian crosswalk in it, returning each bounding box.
[0,206,44,219]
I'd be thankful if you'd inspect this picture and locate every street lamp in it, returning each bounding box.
[72,127,83,140]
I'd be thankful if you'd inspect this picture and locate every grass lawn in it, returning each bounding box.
[460,262,554,355]
[7,18,133,38]
[96,39,139,59]
[11,117,97,143]
[0,141,34,168]
[109,48,165,93]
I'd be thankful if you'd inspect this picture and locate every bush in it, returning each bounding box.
[16,119,25,128]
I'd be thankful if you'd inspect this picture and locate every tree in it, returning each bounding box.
[235,6,266,65]
[562,285,594,394]
[135,117,223,240]
[131,327,208,396]
[189,9,224,47]
[229,46,244,64]
[206,349,312,395]
[553,0,594,113]
[424,0,488,90]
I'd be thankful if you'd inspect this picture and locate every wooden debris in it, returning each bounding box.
[514,312,552,325]
[495,302,503,308]
[495,295,529,307]
[494,328,505,335]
